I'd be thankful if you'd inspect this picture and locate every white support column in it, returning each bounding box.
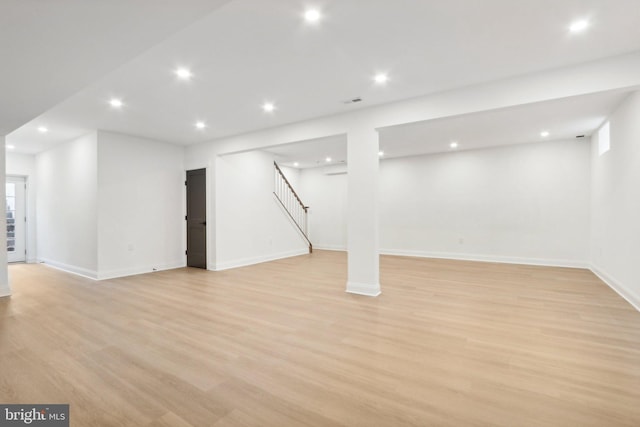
[346,126,380,296]
[0,135,10,297]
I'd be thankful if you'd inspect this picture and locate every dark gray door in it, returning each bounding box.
[186,168,207,269]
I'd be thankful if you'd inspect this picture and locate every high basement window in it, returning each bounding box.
[598,121,610,156]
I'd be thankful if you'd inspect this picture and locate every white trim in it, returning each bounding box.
[346,281,381,297]
[380,248,589,269]
[590,265,640,312]
[6,175,27,263]
[38,258,98,280]
[214,248,309,271]
[96,261,186,280]
[313,245,346,252]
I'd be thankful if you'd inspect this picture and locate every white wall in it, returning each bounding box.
[590,91,640,310]
[299,168,348,251]
[215,150,308,270]
[6,152,37,263]
[30,131,185,280]
[6,152,36,174]
[96,131,185,279]
[36,132,98,277]
[300,139,591,267]
[279,165,300,189]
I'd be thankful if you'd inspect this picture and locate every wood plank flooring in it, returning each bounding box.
[1,251,640,426]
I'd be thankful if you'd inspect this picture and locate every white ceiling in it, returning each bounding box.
[7,0,640,154]
[265,90,630,169]
[266,134,348,168]
[0,0,231,137]
[378,90,629,157]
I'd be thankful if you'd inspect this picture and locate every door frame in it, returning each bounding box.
[6,175,28,263]
[185,168,209,269]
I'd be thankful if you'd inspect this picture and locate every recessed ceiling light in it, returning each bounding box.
[378,151,384,157]
[569,20,589,33]
[109,98,123,108]
[6,145,15,150]
[175,67,193,80]
[263,102,276,113]
[37,126,48,133]
[541,131,550,137]
[325,157,332,163]
[195,121,206,130]
[374,73,389,85]
[304,9,322,23]
[450,142,459,149]
[294,162,299,167]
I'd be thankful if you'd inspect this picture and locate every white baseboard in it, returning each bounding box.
[590,265,640,312]
[97,261,186,280]
[380,248,589,269]
[346,281,381,297]
[214,248,309,271]
[314,245,347,252]
[38,258,186,281]
[38,258,98,280]
[0,284,11,298]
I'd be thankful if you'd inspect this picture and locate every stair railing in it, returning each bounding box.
[273,162,312,253]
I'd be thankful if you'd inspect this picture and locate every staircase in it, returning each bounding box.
[273,162,312,253]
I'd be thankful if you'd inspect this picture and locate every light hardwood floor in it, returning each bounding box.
[1,251,640,426]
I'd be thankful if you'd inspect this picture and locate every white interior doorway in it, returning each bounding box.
[6,176,26,263]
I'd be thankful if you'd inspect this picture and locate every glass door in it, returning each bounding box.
[6,176,26,263]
